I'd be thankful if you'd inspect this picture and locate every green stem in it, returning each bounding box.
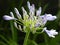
[23,30,30,45]
[10,21,15,40]
[10,21,17,42]
[44,33,49,45]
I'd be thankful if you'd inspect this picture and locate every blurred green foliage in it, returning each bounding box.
[0,0,60,45]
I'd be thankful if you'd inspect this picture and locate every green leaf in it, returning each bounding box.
[0,41,8,45]
[0,35,9,44]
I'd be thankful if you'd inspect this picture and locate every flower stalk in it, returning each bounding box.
[44,33,49,45]
[23,29,30,45]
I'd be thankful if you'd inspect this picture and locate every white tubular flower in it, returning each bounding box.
[14,22,18,29]
[3,15,16,20]
[22,7,29,20]
[27,1,35,16]
[27,1,30,9]
[10,12,14,18]
[43,27,58,38]
[40,14,57,25]
[18,25,22,31]
[14,8,21,19]
[30,5,35,16]
[45,14,57,21]
[27,2,35,20]
[14,22,22,31]
[22,7,27,15]
[36,7,42,16]
[31,4,35,12]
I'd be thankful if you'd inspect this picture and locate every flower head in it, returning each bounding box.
[3,1,57,35]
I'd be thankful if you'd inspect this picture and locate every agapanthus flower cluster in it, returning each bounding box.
[3,1,58,38]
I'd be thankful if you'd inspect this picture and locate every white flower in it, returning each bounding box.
[14,8,21,19]
[3,15,16,20]
[45,14,57,21]
[27,1,35,16]
[36,7,42,16]
[40,14,57,25]
[22,7,28,16]
[10,12,14,18]
[27,1,30,10]
[43,27,58,38]
[21,7,29,20]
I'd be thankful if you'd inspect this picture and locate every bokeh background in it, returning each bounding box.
[0,0,60,45]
